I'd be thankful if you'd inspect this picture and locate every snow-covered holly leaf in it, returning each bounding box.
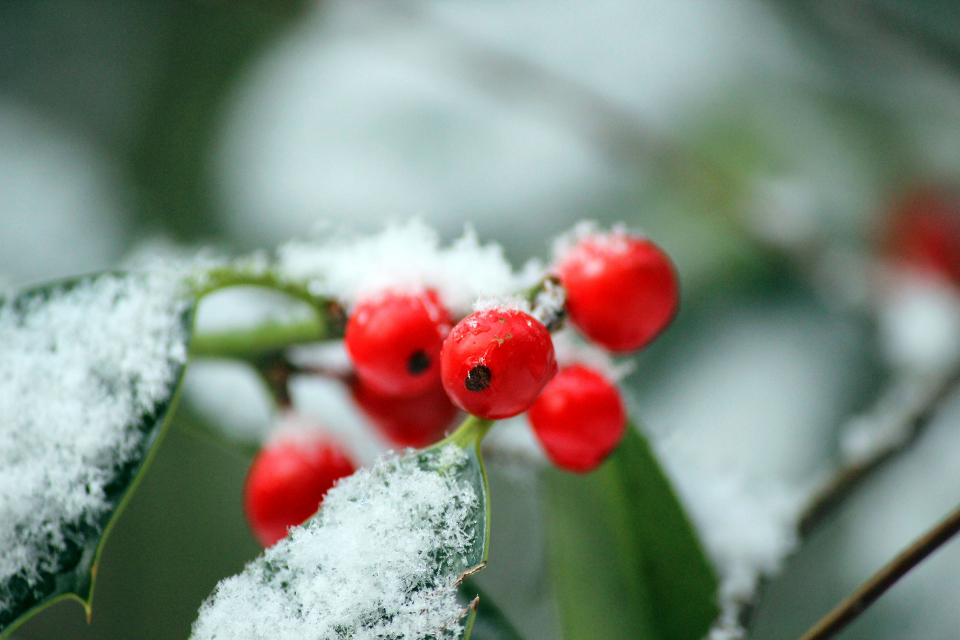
[544,423,719,640]
[0,271,194,638]
[189,419,491,640]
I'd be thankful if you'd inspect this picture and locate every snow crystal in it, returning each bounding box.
[0,271,191,607]
[530,276,567,328]
[190,444,482,640]
[278,219,543,315]
[550,220,631,264]
[472,294,532,315]
[471,277,567,330]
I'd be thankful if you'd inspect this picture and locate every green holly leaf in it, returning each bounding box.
[188,417,492,640]
[459,577,525,640]
[544,423,719,640]
[0,271,194,638]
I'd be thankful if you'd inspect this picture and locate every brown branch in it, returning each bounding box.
[738,363,960,632]
[796,501,960,640]
[799,363,960,536]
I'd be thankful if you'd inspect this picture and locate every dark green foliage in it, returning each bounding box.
[544,424,719,640]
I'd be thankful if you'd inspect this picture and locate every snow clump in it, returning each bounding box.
[190,444,482,640]
[0,271,191,609]
[278,219,542,315]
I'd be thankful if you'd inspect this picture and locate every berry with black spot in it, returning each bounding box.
[527,364,626,473]
[243,427,356,547]
[557,231,679,353]
[350,377,459,449]
[345,289,452,396]
[440,307,557,420]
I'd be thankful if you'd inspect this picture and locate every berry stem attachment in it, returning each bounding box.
[436,415,495,452]
[795,501,960,640]
[523,275,567,332]
[252,352,295,409]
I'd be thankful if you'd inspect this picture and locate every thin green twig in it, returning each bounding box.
[187,265,346,360]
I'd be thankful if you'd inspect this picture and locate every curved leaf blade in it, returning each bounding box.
[188,420,491,640]
[0,272,194,637]
[544,423,719,640]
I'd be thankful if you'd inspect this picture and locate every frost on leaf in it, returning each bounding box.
[0,271,192,629]
[190,444,487,640]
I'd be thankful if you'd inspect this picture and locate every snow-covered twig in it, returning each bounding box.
[799,363,960,536]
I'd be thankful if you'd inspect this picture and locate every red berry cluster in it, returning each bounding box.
[526,230,678,472]
[242,226,679,545]
[345,289,461,447]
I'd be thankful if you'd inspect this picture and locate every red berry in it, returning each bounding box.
[243,430,356,547]
[345,289,453,396]
[884,186,960,285]
[440,307,557,420]
[350,378,459,448]
[557,232,679,353]
[527,364,626,473]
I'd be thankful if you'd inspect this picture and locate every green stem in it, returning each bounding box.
[189,321,325,360]
[191,266,322,307]
[436,415,495,451]
[186,265,346,360]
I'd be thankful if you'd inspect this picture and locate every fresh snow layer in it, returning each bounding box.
[190,445,482,640]
[0,271,190,605]
[278,219,542,315]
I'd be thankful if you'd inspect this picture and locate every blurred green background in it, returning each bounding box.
[6,1,960,639]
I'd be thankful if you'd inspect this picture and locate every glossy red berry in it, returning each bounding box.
[557,232,679,353]
[350,378,459,449]
[885,186,960,285]
[527,364,626,473]
[345,289,453,396]
[243,430,356,547]
[440,307,557,420]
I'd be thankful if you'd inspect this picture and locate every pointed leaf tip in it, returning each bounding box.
[0,271,195,636]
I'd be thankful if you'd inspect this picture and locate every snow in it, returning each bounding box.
[279,219,542,316]
[876,269,960,374]
[470,276,567,329]
[471,294,532,315]
[550,220,628,263]
[635,304,864,639]
[190,444,482,640]
[183,360,274,445]
[0,270,191,607]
